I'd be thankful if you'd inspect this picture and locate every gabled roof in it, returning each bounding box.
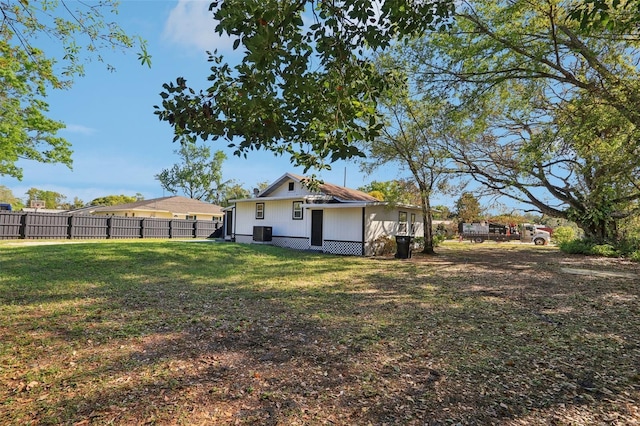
[91,196,224,215]
[259,172,379,202]
[315,180,379,202]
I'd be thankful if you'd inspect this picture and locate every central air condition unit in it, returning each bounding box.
[253,226,272,242]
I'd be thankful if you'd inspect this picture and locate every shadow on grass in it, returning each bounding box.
[0,241,638,424]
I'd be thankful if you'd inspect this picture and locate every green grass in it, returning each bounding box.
[0,240,638,425]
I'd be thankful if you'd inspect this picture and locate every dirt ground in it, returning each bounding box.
[149,244,640,425]
[413,242,640,276]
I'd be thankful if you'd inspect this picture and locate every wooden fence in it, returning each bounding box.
[0,212,222,240]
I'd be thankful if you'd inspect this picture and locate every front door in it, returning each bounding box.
[311,210,323,247]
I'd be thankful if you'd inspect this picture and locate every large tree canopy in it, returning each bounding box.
[156,140,237,205]
[0,184,24,209]
[396,0,640,242]
[360,85,460,254]
[155,0,454,172]
[154,0,640,242]
[90,194,142,207]
[0,0,149,180]
[25,187,65,209]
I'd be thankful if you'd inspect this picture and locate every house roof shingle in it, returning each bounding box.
[91,196,224,215]
[315,181,379,202]
[263,173,379,202]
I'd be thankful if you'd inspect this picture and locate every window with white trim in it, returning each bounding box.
[398,211,408,234]
[292,201,303,220]
[255,203,264,219]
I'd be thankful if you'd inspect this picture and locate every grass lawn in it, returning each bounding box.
[0,240,639,425]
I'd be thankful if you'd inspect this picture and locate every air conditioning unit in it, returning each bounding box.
[253,226,272,242]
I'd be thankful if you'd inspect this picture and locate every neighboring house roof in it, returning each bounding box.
[91,196,224,216]
[21,208,68,214]
[66,205,100,215]
[258,172,379,202]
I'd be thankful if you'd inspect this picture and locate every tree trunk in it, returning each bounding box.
[578,217,619,244]
[421,194,436,255]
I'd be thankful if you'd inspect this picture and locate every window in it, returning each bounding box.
[398,211,408,234]
[292,201,303,220]
[288,182,295,191]
[410,213,416,235]
[256,203,265,219]
[186,215,196,220]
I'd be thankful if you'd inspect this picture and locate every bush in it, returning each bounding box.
[617,237,640,257]
[411,235,446,251]
[559,239,593,255]
[412,237,424,252]
[373,234,447,256]
[434,234,447,246]
[558,231,640,260]
[372,235,396,256]
[552,226,576,245]
[559,239,632,259]
[589,244,620,257]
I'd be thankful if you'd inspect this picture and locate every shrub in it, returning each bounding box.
[373,234,447,256]
[559,239,629,258]
[559,239,593,255]
[630,250,640,262]
[372,235,396,256]
[411,235,446,251]
[617,237,640,257]
[433,234,447,246]
[552,226,576,245]
[589,244,619,257]
[412,237,425,252]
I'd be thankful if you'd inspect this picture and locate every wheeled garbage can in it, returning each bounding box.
[395,235,412,259]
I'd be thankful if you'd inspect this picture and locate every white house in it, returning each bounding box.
[227,173,424,256]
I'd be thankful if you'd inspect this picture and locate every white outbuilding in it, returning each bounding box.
[226,173,424,256]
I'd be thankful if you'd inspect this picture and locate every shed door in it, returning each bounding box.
[311,210,323,247]
[225,211,233,237]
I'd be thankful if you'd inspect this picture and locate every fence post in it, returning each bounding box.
[22,213,31,239]
[106,216,112,239]
[169,219,174,239]
[141,218,145,239]
[68,215,75,239]
[18,213,26,239]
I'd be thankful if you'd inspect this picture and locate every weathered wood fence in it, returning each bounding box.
[0,212,222,240]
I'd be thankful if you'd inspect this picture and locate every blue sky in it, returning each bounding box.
[1,0,413,205]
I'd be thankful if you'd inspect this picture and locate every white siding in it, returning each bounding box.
[264,199,308,237]
[233,197,424,256]
[266,179,315,198]
[322,208,363,242]
[365,206,399,241]
[364,206,424,241]
[234,199,308,238]
[234,202,258,236]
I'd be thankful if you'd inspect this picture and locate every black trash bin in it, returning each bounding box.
[395,235,412,259]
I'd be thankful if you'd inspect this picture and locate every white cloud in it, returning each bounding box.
[63,124,97,135]
[163,0,235,53]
